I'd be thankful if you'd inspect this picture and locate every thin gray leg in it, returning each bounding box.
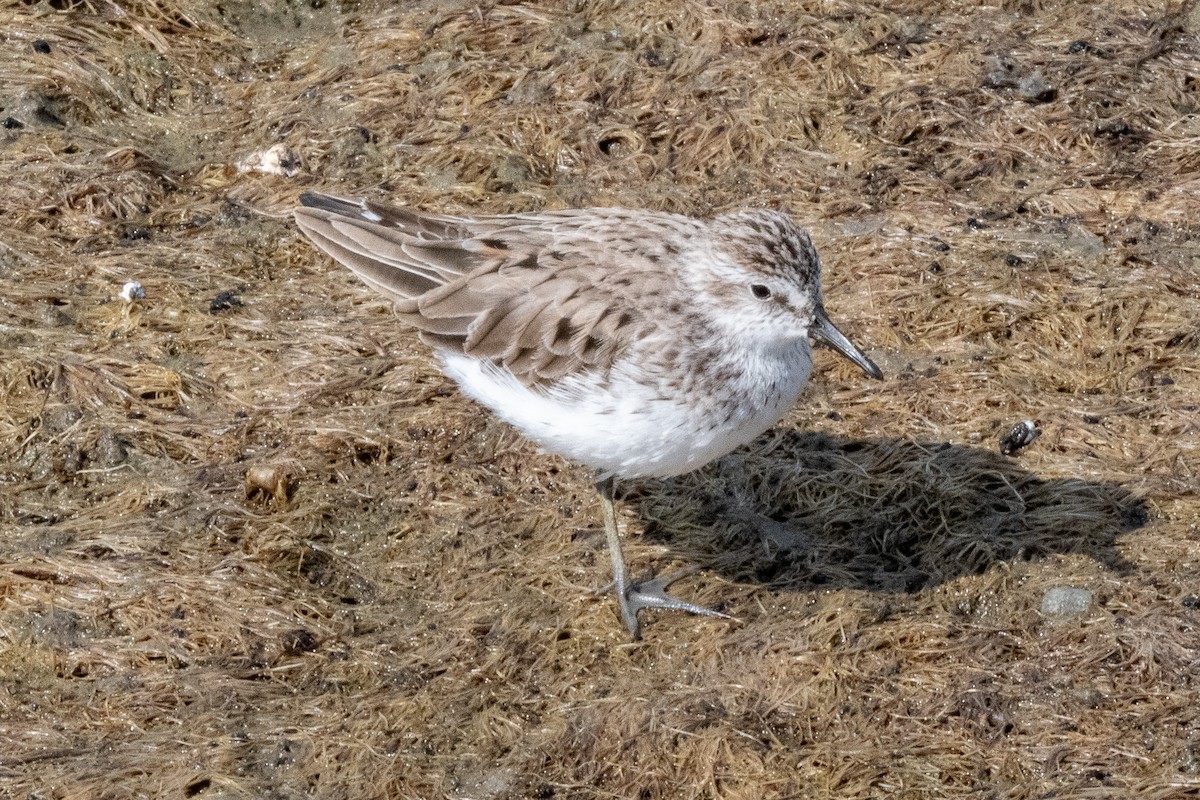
[596,476,734,639]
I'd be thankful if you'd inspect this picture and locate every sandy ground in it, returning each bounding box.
[2,1,1199,798]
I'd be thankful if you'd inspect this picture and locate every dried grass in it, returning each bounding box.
[2,0,1200,798]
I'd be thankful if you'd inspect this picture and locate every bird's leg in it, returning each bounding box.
[596,475,734,640]
[598,475,639,637]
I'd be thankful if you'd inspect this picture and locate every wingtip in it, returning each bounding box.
[297,191,361,215]
[297,191,325,208]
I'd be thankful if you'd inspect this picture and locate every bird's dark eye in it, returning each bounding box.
[750,283,772,300]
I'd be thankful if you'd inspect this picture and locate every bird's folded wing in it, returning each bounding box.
[295,196,673,385]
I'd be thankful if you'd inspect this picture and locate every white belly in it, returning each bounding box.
[440,343,814,479]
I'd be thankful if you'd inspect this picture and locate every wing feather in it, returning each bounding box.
[464,296,551,360]
[294,192,694,386]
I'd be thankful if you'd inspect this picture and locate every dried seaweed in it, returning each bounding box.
[2,1,1199,797]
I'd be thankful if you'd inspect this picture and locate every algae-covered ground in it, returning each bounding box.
[2,1,1199,798]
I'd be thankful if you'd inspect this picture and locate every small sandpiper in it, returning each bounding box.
[295,194,882,638]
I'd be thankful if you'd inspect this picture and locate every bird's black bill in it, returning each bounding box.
[812,309,884,380]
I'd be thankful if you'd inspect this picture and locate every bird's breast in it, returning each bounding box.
[439,340,814,479]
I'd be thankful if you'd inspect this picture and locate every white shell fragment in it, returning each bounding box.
[999,419,1041,456]
[236,143,301,177]
[119,280,145,302]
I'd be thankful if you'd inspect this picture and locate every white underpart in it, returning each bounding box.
[441,341,814,479]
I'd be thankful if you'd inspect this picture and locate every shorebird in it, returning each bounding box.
[295,193,882,637]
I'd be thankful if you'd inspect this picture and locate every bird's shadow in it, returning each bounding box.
[622,431,1147,594]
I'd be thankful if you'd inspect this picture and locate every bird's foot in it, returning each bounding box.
[616,568,736,639]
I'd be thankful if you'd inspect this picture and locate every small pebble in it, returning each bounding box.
[999,419,1041,455]
[1018,71,1056,103]
[245,464,291,504]
[1041,587,1093,615]
[210,289,243,313]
